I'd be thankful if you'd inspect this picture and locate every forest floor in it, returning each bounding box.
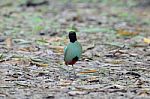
[0,0,150,99]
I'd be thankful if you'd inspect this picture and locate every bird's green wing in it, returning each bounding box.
[64,46,68,61]
[75,41,82,58]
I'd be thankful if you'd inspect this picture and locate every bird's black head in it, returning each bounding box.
[69,31,77,43]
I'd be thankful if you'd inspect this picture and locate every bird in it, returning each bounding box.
[64,31,82,77]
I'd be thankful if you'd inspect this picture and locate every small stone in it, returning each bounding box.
[0,37,5,42]
[39,32,45,35]
[45,95,55,99]
[97,21,102,25]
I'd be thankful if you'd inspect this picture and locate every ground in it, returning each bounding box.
[0,0,150,99]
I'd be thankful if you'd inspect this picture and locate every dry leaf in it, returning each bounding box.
[87,76,99,83]
[75,84,103,91]
[19,46,37,52]
[47,37,67,44]
[5,37,12,48]
[30,61,48,67]
[48,46,64,53]
[117,29,139,36]
[109,60,123,64]
[68,91,88,96]
[58,80,72,86]
[138,90,150,96]
[79,69,97,74]
[143,38,150,44]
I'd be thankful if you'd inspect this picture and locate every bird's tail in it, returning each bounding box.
[73,56,78,61]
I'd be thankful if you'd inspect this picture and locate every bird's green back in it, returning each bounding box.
[64,41,82,62]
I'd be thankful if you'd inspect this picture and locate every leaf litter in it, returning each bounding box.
[0,0,150,99]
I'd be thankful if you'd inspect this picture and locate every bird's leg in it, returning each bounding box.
[66,65,71,77]
[72,65,77,77]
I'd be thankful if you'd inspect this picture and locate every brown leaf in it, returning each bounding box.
[5,37,12,48]
[79,69,97,74]
[19,46,38,52]
[117,29,139,36]
[48,46,64,53]
[47,37,67,44]
[87,76,99,83]
[30,61,48,67]
[138,89,150,96]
